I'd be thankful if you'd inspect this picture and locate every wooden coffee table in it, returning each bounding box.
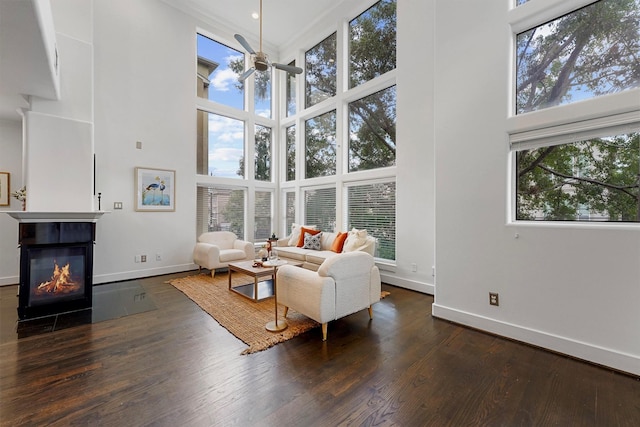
[227,259,302,301]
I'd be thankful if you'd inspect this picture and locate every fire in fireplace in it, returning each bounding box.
[18,222,95,319]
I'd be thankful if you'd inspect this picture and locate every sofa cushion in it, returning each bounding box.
[343,228,370,252]
[331,232,348,253]
[288,223,316,246]
[297,227,321,247]
[305,250,339,266]
[274,246,309,262]
[302,232,323,250]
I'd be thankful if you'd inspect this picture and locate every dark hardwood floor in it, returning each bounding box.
[1,272,638,426]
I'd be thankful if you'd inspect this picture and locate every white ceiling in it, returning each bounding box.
[162,0,347,48]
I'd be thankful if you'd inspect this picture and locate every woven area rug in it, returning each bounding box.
[169,273,320,354]
[169,273,389,355]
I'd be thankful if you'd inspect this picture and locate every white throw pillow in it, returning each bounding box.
[343,228,369,252]
[302,231,323,250]
[288,223,317,246]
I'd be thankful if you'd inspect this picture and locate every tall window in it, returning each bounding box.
[305,33,337,108]
[254,125,272,181]
[286,125,296,181]
[304,187,336,232]
[516,0,640,114]
[197,111,245,178]
[254,69,271,118]
[511,0,640,223]
[305,110,337,178]
[196,34,244,110]
[348,86,397,172]
[196,187,246,239]
[349,0,397,89]
[347,181,396,260]
[254,191,272,241]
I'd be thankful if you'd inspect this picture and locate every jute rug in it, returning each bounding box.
[169,273,320,354]
[169,272,389,355]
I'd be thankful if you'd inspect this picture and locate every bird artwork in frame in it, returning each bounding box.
[135,167,175,211]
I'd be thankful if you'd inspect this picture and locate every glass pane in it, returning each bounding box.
[255,191,272,241]
[349,0,397,89]
[304,187,336,231]
[197,34,245,110]
[254,125,272,181]
[348,182,396,260]
[516,131,640,221]
[516,0,529,5]
[348,85,397,172]
[197,187,246,239]
[254,68,271,118]
[286,60,297,117]
[305,32,337,108]
[285,191,295,236]
[197,110,245,179]
[305,110,337,178]
[286,125,296,181]
[516,0,640,114]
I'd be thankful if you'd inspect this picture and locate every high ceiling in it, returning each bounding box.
[0,0,350,121]
[162,0,346,47]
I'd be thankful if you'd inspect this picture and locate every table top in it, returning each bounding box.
[262,259,289,268]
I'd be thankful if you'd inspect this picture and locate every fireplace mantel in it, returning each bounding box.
[5,211,108,223]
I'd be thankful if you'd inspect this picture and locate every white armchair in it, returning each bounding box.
[193,231,254,277]
[276,251,381,341]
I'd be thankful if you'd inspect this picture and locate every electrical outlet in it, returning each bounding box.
[156,253,162,261]
[141,255,147,263]
[411,263,417,272]
[114,202,123,210]
[135,255,140,263]
[489,292,499,306]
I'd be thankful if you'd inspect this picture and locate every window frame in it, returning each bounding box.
[507,0,640,225]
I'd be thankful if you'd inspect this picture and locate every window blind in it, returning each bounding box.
[304,187,336,232]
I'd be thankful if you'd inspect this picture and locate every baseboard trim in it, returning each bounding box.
[0,275,18,286]
[94,264,197,284]
[381,273,434,295]
[432,303,639,377]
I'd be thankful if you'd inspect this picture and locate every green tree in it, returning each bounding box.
[516,0,640,221]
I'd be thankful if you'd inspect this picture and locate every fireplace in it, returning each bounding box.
[18,222,95,319]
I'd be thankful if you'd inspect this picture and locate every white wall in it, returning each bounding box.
[430,0,639,376]
[0,120,22,285]
[91,0,196,282]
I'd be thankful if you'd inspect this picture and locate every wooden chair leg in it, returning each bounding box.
[210,269,215,278]
[368,306,373,319]
[283,307,289,318]
[321,323,328,341]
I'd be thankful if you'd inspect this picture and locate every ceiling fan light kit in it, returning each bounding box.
[234,0,303,81]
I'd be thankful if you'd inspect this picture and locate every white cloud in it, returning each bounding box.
[210,68,239,92]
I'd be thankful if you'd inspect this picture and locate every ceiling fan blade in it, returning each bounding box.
[239,67,256,82]
[273,63,303,74]
[234,34,256,55]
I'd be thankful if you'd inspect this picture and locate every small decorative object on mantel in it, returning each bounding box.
[11,186,26,211]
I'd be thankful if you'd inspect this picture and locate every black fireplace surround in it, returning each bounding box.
[18,222,95,320]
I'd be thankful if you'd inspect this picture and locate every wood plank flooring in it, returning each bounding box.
[1,271,639,426]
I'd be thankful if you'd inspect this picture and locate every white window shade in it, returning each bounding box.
[345,181,396,261]
[304,187,336,232]
[510,112,640,151]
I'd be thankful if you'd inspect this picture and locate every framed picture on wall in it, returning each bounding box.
[134,167,175,211]
[0,172,9,206]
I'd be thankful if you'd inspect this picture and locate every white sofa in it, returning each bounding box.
[193,231,254,277]
[277,251,381,341]
[275,226,376,271]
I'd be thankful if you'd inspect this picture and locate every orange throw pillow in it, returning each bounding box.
[331,232,348,253]
[297,227,321,247]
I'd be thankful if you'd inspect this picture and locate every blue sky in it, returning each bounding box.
[197,34,271,178]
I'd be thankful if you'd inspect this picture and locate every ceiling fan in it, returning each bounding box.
[234,0,303,82]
